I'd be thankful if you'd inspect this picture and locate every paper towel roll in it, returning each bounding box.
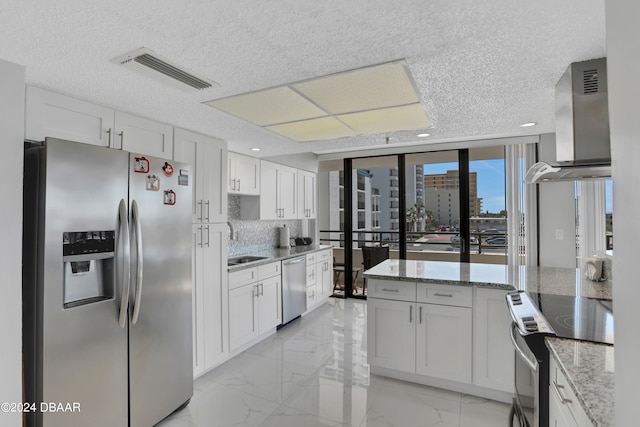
[278,225,290,248]
[583,258,603,281]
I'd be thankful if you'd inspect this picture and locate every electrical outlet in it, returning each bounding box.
[555,229,564,240]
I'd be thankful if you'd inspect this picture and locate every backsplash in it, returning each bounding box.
[227,195,316,257]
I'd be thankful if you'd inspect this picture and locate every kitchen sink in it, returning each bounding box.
[227,256,268,266]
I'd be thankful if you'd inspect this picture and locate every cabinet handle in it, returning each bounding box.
[118,131,124,147]
[381,288,399,293]
[259,283,264,296]
[433,293,453,298]
[197,200,203,221]
[237,179,241,191]
[409,305,413,323]
[255,285,260,297]
[198,226,203,248]
[205,200,210,222]
[551,381,573,404]
[419,306,423,323]
[204,225,210,247]
[106,128,112,147]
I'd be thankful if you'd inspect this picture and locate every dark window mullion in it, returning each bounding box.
[459,150,470,262]
[344,158,353,297]
[398,154,407,260]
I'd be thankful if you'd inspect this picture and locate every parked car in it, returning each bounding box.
[486,236,507,245]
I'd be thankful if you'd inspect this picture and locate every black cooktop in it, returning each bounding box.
[527,292,614,345]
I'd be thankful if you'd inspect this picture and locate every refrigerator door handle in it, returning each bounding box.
[131,199,144,325]
[117,199,131,328]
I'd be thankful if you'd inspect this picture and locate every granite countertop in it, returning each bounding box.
[363,259,612,299]
[227,244,333,272]
[546,337,615,427]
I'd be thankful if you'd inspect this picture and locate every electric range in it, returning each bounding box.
[506,291,614,427]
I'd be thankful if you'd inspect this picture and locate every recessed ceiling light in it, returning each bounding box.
[251,147,261,151]
[520,122,537,127]
[417,133,431,137]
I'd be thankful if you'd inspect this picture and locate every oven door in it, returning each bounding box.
[510,322,538,427]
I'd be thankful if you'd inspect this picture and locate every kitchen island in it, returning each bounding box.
[364,259,614,426]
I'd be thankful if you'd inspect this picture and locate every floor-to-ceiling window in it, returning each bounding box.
[319,143,530,298]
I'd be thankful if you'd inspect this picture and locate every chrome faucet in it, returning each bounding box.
[227,221,236,241]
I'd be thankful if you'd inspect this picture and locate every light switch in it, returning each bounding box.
[555,229,564,240]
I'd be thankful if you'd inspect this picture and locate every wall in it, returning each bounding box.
[606,1,640,424]
[227,195,315,256]
[262,152,319,172]
[536,133,577,267]
[0,58,25,427]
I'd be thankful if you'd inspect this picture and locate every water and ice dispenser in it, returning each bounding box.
[62,231,115,308]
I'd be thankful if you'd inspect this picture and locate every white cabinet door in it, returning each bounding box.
[192,225,206,378]
[202,224,228,369]
[228,283,259,352]
[297,170,316,219]
[367,298,416,373]
[192,224,228,377]
[473,288,514,393]
[228,152,260,195]
[259,161,280,220]
[174,128,227,223]
[318,259,333,299]
[114,111,173,158]
[279,164,298,219]
[549,388,575,427]
[415,303,472,383]
[258,274,282,331]
[25,86,115,147]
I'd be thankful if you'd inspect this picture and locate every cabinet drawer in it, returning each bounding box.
[368,279,416,301]
[306,265,317,285]
[317,249,332,262]
[306,253,316,265]
[550,357,592,426]
[257,261,281,280]
[229,267,257,290]
[416,283,472,307]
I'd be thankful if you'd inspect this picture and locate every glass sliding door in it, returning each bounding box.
[350,156,400,297]
[405,151,461,262]
[468,146,507,264]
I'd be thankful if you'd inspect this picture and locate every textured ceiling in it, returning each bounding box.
[0,0,606,157]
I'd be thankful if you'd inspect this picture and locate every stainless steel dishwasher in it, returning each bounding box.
[281,256,307,326]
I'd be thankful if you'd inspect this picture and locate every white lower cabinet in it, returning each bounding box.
[228,262,282,352]
[549,357,592,427]
[192,223,228,378]
[473,288,515,393]
[368,278,514,400]
[367,298,416,372]
[305,249,333,312]
[416,303,472,383]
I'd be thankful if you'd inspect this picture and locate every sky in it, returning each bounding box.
[423,160,506,214]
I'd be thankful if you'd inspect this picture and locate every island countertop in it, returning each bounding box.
[363,259,612,299]
[546,337,615,427]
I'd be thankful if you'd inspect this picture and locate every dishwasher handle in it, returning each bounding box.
[283,256,305,265]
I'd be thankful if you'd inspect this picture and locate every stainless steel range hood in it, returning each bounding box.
[526,58,611,183]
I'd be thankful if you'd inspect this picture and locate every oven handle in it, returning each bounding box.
[509,322,538,372]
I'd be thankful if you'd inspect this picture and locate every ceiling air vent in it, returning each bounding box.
[111,47,217,92]
[582,68,599,95]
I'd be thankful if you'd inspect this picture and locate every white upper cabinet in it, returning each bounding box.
[26,86,114,147]
[297,170,316,219]
[174,128,227,223]
[114,111,173,159]
[228,152,260,195]
[26,86,175,159]
[260,160,297,220]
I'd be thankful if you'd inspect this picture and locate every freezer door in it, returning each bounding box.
[25,138,130,427]
[128,154,193,427]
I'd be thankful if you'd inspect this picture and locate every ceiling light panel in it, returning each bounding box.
[205,86,327,126]
[338,103,431,134]
[292,62,419,114]
[266,117,356,142]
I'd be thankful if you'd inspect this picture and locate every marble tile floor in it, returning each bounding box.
[158,298,511,427]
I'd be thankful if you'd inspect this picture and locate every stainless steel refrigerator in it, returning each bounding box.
[23,138,193,427]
